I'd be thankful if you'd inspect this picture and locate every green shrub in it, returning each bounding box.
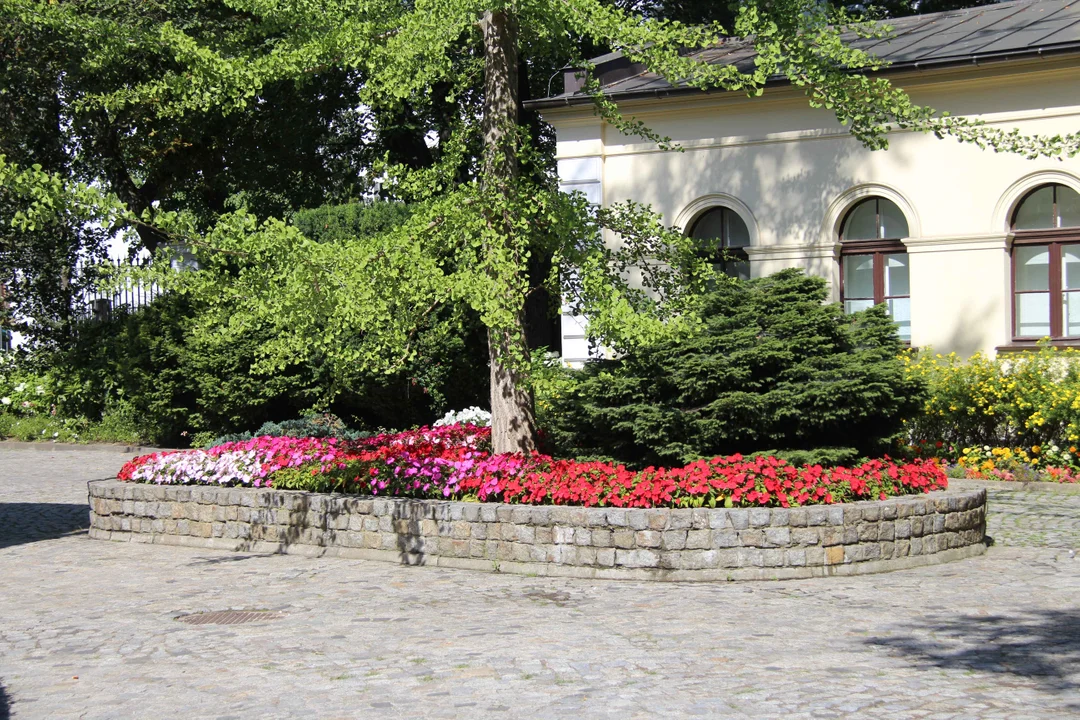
[198,411,373,448]
[545,269,925,468]
[291,200,414,243]
[902,346,1080,452]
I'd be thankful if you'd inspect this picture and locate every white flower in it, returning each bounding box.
[35,385,44,395]
[52,432,59,438]
[0,397,9,406]
[14,383,25,393]
[983,445,991,452]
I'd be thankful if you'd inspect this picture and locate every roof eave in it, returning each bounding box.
[523,44,1080,112]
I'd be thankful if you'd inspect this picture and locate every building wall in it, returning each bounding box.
[545,58,1080,359]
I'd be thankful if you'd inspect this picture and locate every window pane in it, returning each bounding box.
[1015,245,1050,291]
[1059,186,1080,229]
[884,253,909,296]
[842,199,878,240]
[691,208,724,241]
[843,254,875,299]
[723,259,751,281]
[1064,245,1080,290]
[724,210,751,248]
[1066,292,1080,337]
[1014,185,1055,230]
[879,199,909,239]
[844,299,874,314]
[887,297,911,343]
[1015,293,1051,337]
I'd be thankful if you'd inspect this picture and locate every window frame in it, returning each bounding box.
[837,197,911,342]
[688,206,750,280]
[1010,229,1080,341]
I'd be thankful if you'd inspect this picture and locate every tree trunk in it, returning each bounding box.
[480,8,538,454]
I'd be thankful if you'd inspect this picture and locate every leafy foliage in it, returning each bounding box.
[902,346,1080,452]
[545,270,926,468]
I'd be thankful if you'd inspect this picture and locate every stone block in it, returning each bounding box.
[787,549,807,567]
[763,549,785,567]
[513,525,535,544]
[628,510,648,530]
[788,509,808,527]
[669,512,692,530]
[749,508,771,527]
[712,530,740,548]
[827,507,844,526]
[584,508,608,527]
[729,510,750,530]
[574,529,592,546]
[825,546,844,565]
[605,509,628,527]
[843,506,861,524]
[806,547,825,565]
[597,548,616,567]
[807,507,829,526]
[769,508,790,527]
[895,519,911,539]
[686,530,711,549]
[791,527,819,546]
[553,525,575,544]
[880,541,895,559]
[736,548,764,567]
[739,529,766,547]
[511,507,532,524]
[451,521,472,540]
[635,530,662,548]
[764,527,791,547]
[591,529,612,547]
[613,530,635,549]
[878,521,895,541]
[472,524,488,541]
[857,524,879,542]
[944,513,961,531]
[932,515,945,533]
[843,545,865,563]
[578,547,597,566]
[616,548,660,568]
[480,505,498,522]
[661,530,687,550]
[647,513,668,531]
[821,528,843,547]
[882,504,897,520]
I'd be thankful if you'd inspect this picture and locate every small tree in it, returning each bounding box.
[545,270,925,467]
[3,0,1078,453]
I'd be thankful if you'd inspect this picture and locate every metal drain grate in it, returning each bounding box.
[175,610,286,626]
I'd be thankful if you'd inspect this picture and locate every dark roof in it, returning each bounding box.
[529,0,1080,108]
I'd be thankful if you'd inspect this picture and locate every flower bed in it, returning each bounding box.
[118,424,948,508]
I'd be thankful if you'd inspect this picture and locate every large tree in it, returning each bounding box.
[2,0,1078,453]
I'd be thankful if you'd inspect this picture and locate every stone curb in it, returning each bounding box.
[87,480,988,582]
[0,441,176,454]
[950,478,1080,494]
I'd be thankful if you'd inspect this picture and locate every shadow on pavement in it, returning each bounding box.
[868,609,1080,704]
[0,502,89,549]
[0,679,10,720]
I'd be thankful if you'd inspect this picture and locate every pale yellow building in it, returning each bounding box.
[529,0,1080,363]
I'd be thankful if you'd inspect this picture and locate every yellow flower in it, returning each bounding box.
[1033,445,1041,454]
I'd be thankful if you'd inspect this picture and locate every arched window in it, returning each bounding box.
[689,207,750,280]
[1011,183,1080,341]
[839,197,911,342]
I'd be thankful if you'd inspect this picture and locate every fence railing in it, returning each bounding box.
[78,257,163,321]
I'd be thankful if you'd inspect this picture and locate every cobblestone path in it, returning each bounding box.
[1,447,1079,719]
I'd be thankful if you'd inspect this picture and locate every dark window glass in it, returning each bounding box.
[690,207,751,281]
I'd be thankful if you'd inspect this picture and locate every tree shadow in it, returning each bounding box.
[867,609,1080,704]
[230,492,435,566]
[0,502,90,549]
[0,678,10,720]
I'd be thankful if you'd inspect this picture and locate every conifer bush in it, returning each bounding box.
[545,270,925,468]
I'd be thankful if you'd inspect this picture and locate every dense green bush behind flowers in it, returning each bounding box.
[542,270,925,469]
[903,345,1080,452]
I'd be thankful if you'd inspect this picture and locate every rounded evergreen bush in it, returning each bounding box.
[545,269,926,468]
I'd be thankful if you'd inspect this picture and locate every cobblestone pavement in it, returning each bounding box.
[1,448,1079,719]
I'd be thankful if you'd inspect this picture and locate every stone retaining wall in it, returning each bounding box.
[88,480,987,581]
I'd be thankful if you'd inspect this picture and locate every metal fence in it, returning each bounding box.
[78,257,163,321]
